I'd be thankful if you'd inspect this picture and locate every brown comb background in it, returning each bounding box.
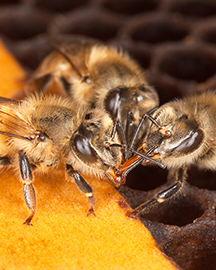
[0,1,216,269]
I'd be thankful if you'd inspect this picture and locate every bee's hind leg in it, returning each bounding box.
[19,151,36,226]
[66,164,95,216]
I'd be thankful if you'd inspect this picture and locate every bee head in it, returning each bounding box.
[103,85,159,147]
[104,84,158,120]
[70,109,123,172]
[141,101,205,167]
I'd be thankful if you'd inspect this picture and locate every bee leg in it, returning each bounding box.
[117,121,129,160]
[19,151,36,225]
[66,164,95,216]
[127,166,187,219]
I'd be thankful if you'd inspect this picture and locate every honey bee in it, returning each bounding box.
[27,35,159,151]
[0,94,129,225]
[122,92,216,218]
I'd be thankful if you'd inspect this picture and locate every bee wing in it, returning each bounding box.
[28,35,102,96]
[47,34,103,80]
[0,97,35,141]
[47,34,102,56]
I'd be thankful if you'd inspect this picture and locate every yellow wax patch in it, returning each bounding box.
[0,40,26,97]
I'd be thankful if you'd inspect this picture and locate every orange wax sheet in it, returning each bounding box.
[0,41,26,97]
[0,40,178,270]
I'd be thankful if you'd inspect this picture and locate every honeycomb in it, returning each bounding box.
[0,0,216,269]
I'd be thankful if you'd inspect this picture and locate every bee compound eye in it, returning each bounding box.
[175,129,204,154]
[105,89,120,119]
[72,134,98,164]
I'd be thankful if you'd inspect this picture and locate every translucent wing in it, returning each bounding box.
[27,35,101,96]
[47,34,101,58]
[47,34,104,82]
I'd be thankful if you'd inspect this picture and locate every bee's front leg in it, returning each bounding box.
[66,164,95,216]
[19,151,36,225]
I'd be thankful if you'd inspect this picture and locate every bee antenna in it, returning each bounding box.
[52,46,83,81]
[105,141,123,149]
[129,107,160,150]
[125,110,133,143]
[110,118,118,141]
[110,118,129,160]
[0,131,32,142]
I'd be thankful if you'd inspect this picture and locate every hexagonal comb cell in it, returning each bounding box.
[122,13,190,44]
[34,0,89,13]
[48,8,123,42]
[0,5,53,41]
[163,0,216,18]
[102,0,160,15]
[193,18,216,45]
[0,1,216,269]
[155,44,216,83]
